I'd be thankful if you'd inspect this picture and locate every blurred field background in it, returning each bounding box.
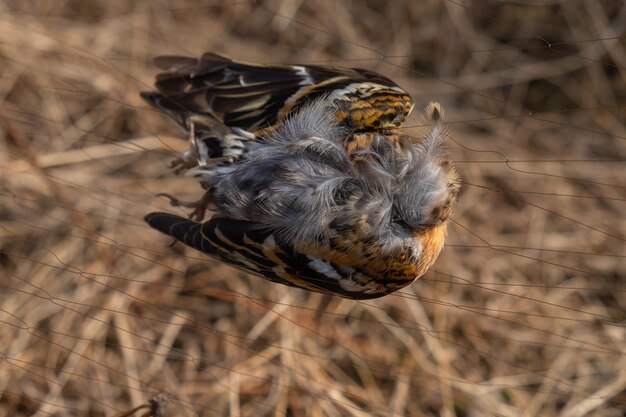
[1,1,625,416]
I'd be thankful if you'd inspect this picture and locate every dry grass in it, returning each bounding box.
[1,1,625,416]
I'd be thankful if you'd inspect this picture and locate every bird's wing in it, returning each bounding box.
[144,212,389,299]
[141,52,413,132]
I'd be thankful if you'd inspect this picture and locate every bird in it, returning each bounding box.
[142,53,460,299]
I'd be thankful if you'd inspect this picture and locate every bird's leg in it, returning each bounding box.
[168,151,199,174]
[156,191,214,221]
[169,116,210,174]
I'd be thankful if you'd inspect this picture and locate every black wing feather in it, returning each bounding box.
[141,52,407,132]
[145,212,388,299]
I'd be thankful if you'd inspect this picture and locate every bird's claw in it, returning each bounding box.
[155,192,212,221]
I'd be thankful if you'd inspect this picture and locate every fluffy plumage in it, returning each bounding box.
[190,100,455,257]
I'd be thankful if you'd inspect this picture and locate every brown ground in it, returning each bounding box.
[0,1,625,416]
